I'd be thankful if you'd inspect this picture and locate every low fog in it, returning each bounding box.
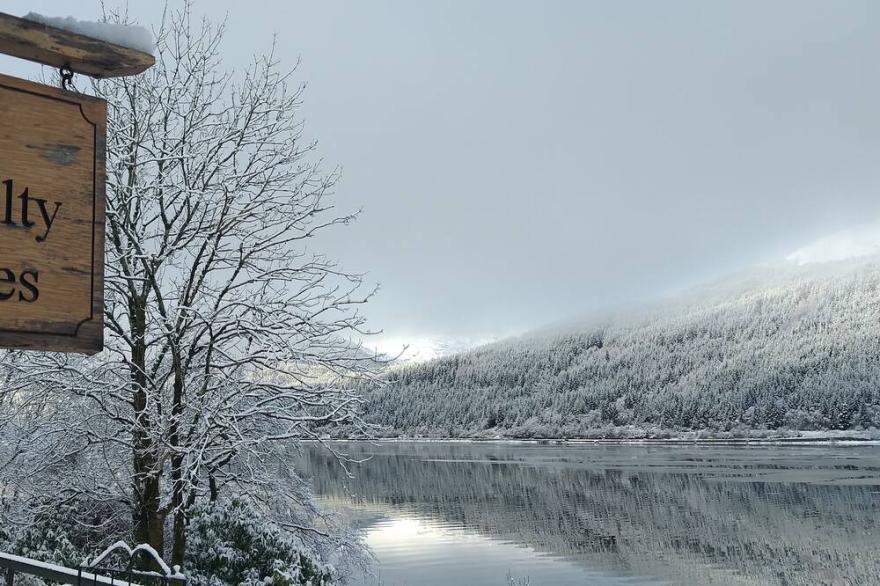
[4,1,880,347]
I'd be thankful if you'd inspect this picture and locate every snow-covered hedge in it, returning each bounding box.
[6,498,126,571]
[186,499,335,586]
[0,496,335,586]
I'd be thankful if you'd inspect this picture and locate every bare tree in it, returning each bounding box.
[0,4,379,568]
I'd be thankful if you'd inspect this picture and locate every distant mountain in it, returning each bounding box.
[367,335,499,364]
[362,256,880,438]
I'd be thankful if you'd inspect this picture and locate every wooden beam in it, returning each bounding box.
[0,12,154,78]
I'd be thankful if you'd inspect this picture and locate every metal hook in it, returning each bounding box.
[59,63,75,91]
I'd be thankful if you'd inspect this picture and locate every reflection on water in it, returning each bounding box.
[296,442,880,586]
[359,516,635,586]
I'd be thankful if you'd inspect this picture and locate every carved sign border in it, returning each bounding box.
[0,73,105,354]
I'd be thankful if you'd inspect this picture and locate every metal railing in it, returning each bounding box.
[0,545,185,586]
[0,551,139,586]
[82,543,185,586]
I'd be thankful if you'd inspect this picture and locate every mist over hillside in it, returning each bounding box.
[362,256,880,438]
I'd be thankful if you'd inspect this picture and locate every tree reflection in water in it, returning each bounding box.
[296,442,880,585]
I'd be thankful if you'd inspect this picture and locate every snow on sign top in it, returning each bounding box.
[22,13,154,55]
[0,12,154,78]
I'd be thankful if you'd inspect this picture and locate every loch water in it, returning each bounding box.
[297,441,880,586]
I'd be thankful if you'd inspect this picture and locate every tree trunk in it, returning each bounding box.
[171,508,185,568]
[170,358,186,567]
[130,294,164,557]
[209,473,219,502]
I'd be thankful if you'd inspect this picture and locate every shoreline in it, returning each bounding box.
[323,434,880,446]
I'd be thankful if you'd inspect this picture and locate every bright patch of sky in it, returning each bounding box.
[787,222,880,266]
[367,334,502,363]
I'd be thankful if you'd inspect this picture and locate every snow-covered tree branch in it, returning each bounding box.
[0,2,381,570]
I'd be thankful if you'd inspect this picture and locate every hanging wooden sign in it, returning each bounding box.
[0,12,154,354]
[0,72,106,354]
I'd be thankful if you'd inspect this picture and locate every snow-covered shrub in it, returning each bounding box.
[186,499,335,586]
[10,497,126,569]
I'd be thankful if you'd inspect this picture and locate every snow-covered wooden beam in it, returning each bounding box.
[0,12,154,78]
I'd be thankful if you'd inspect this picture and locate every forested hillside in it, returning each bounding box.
[364,258,880,438]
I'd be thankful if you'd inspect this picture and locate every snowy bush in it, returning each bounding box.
[186,499,335,586]
[9,497,126,570]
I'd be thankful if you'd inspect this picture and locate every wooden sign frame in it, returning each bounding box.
[0,12,153,354]
[0,73,105,354]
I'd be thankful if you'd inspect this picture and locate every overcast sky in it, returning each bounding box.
[4,1,880,345]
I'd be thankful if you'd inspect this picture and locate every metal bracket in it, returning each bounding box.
[59,62,74,90]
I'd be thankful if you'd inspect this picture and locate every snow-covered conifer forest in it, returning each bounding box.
[363,256,880,438]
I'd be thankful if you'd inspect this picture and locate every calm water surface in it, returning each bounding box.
[297,442,880,586]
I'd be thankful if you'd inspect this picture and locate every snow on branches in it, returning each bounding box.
[0,3,381,570]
